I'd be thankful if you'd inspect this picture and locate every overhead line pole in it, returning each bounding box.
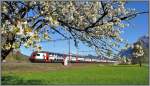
[40,37,72,63]
[68,37,71,62]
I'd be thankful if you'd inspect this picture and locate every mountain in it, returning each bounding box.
[119,35,149,63]
[119,47,133,59]
[138,35,149,48]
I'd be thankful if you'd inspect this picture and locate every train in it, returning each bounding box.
[29,51,117,63]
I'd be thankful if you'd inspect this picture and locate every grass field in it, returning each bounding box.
[1,63,149,85]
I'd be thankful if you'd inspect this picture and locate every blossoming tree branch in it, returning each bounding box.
[1,1,148,61]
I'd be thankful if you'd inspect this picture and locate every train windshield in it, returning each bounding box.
[36,54,40,56]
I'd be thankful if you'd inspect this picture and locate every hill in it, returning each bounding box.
[5,50,30,63]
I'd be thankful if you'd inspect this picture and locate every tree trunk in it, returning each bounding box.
[139,62,142,67]
[131,57,137,64]
[1,33,15,61]
[1,48,13,61]
[139,57,142,67]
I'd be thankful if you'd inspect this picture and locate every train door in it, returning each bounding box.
[43,53,49,62]
[76,56,78,63]
[46,52,49,61]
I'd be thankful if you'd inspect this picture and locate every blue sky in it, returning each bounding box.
[121,1,149,43]
[20,1,149,56]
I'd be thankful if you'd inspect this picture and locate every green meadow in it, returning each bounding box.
[1,63,149,85]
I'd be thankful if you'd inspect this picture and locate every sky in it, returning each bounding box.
[121,1,149,43]
[20,1,149,56]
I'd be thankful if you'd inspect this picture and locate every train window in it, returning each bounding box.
[36,54,40,56]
